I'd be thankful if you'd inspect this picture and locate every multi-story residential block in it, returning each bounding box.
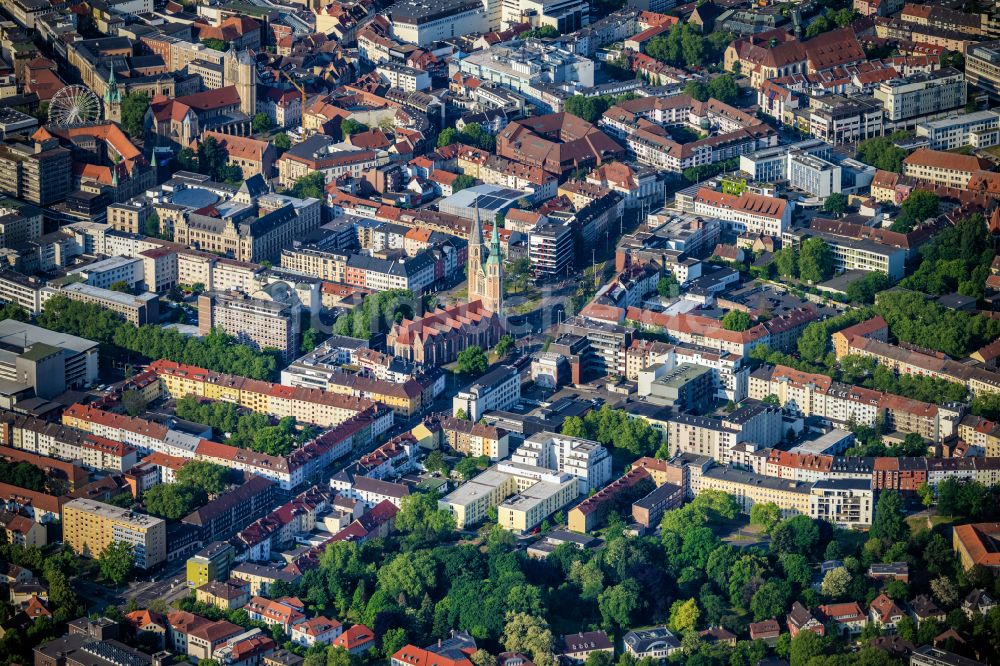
[62,498,166,569]
[181,475,276,542]
[782,223,907,283]
[2,412,139,473]
[0,270,46,314]
[599,95,777,174]
[197,291,300,361]
[847,335,1000,397]
[452,365,521,421]
[749,364,957,441]
[439,417,509,460]
[0,138,71,206]
[809,479,873,528]
[619,305,817,357]
[511,432,612,495]
[345,251,436,293]
[666,400,782,464]
[832,316,890,359]
[187,541,236,588]
[150,359,390,434]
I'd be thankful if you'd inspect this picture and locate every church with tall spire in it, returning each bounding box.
[467,206,504,315]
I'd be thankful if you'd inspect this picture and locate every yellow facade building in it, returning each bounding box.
[62,498,166,569]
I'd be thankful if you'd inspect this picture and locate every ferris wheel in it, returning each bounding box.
[48,85,103,127]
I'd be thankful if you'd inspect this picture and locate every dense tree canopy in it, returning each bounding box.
[37,296,279,379]
[855,135,908,173]
[561,404,662,457]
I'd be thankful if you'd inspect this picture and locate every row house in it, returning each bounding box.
[235,486,334,562]
[748,364,957,441]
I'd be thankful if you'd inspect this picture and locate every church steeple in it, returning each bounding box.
[466,203,502,315]
[104,67,121,122]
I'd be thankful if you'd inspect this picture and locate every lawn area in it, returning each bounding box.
[907,513,960,532]
[984,145,1000,159]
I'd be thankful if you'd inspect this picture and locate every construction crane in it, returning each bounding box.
[280,70,308,111]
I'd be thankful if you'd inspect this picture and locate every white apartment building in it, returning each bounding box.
[376,62,431,92]
[809,479,873,528]
[916,110,1000,150]
[453,365,521,421]
[511,432,612,495]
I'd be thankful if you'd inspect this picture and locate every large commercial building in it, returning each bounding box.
[966,40,1000,101]
[461,43,596,114]
[916,110,1000,151]
[529,217,575,276]
[689,188,792,237]
[873,68,966,128]
[388,0,489,46]
[62,498,167,569]
[198,291,301,361]
[0,320,100,401]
